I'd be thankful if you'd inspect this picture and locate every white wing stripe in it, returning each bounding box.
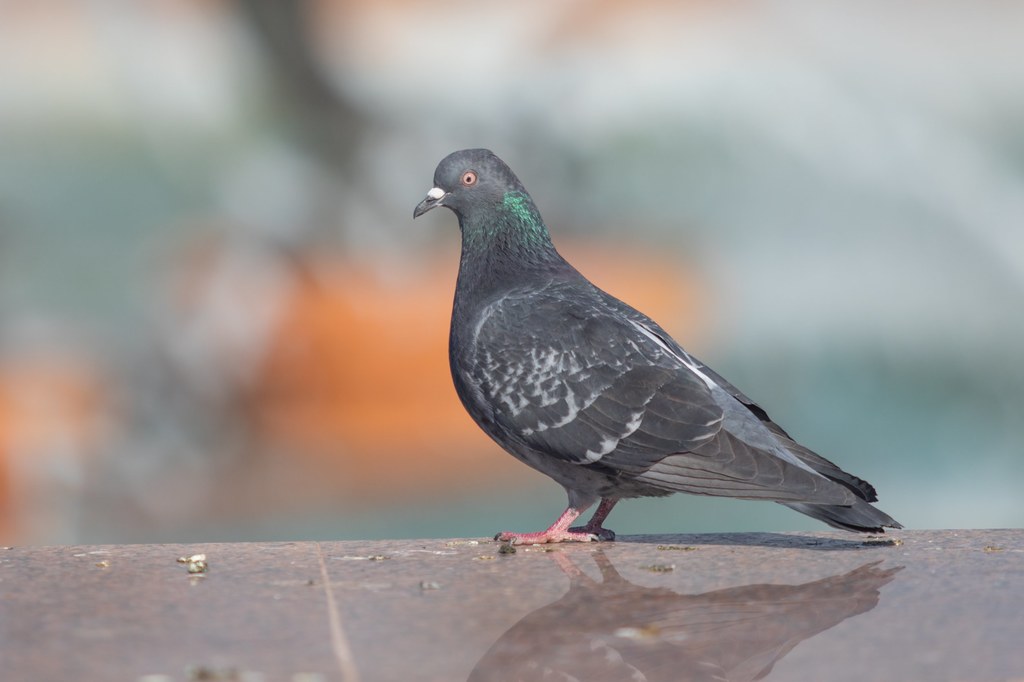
[628,320,718,390]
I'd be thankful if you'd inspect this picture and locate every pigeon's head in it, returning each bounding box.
[413,149,525,221]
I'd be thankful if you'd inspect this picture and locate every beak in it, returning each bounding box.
[413,187,449,218]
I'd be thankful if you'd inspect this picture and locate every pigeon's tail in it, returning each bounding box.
[780,499,903,534]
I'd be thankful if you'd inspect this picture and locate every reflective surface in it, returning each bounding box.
[0,530,1021,681]
[468,552,900,681]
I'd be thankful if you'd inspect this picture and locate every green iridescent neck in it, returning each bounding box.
[497,190,550,244]
[461,190,551,248]
[455,189,569,293]
[502,191,538,225]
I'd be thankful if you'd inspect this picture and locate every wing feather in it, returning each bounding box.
[467,286,854,504]
[638,431,856,504]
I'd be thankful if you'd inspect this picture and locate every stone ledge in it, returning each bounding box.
[1,529,1021,681]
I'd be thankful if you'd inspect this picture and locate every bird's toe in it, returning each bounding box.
[493,529,606,545]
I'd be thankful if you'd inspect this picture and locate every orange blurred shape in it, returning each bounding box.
[0,389,9,539]
[0,353,108,542]
[245,240,706,493]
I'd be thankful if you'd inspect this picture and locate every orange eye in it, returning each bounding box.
[461,170,478,187]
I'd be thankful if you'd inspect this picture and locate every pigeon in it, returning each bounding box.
[414,148,901,544]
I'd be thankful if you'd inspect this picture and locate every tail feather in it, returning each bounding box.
[781,499,903,533]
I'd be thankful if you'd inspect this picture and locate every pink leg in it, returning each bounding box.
[569,497,619,541]
[494,505,602,545]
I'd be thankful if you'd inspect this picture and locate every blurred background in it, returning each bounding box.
[1,0,1021,546]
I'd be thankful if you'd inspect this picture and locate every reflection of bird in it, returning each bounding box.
[414,149,901,543]
[468,552,902,682]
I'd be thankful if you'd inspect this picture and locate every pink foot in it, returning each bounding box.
[494,528,601,545]
[494,499,621,545]
[493,504,600,545]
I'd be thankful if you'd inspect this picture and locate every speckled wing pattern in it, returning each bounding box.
[466,281,854,504]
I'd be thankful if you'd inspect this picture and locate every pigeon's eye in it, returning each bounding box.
[461,170,478,187]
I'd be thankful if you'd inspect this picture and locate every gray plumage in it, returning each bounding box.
[414,148,901,542]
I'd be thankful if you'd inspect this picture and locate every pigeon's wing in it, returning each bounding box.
[468,288,850,503]
[469,291,721,465]
[686,349,878,501]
